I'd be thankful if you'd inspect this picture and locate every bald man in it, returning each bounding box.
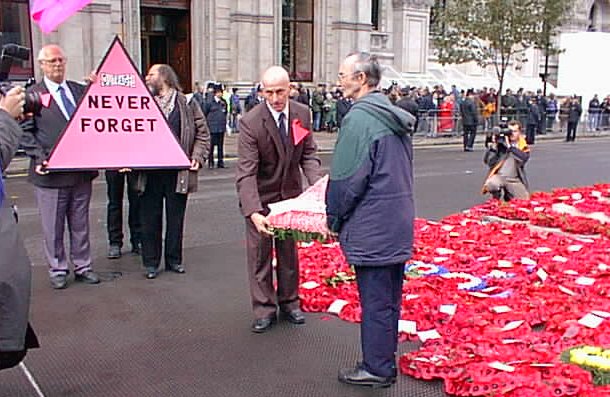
[236,66,322,333]
[21,44,100,290]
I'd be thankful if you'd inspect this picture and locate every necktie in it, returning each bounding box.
[278,112,287,146]
[58,86,75,118]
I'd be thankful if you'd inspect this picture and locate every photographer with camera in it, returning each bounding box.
[0,86,39,370]
[482,120,530,201]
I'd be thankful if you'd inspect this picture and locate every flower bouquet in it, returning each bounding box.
[267,175,330,241]
[561,346,610,386]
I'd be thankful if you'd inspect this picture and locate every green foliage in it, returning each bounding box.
[432,0,572,82]
[560,346,610,387]
[272,228,329,243]
[324,271,356,287]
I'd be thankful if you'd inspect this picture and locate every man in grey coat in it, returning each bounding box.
[0,86,39,369]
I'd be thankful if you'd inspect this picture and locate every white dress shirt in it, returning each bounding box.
[44,76,77,120]
[266,102,289,135]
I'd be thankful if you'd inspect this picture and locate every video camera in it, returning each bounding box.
[0,43,43,114]
[494,117,511,147]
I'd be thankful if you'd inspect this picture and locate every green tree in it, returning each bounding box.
[432,0,572,118]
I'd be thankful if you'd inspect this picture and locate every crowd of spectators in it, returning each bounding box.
[237,81,610,140]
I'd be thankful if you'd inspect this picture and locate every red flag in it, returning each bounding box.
[291,119,311,146]
[31,0,93,34]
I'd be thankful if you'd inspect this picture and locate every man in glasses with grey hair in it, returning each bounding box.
[326,52,416,388]
[21,44,100,290]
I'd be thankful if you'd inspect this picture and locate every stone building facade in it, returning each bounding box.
[1,0,609,90]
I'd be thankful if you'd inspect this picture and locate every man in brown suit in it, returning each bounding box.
[236,66,322,333]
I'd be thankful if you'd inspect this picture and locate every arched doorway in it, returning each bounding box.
[588,0,610,32]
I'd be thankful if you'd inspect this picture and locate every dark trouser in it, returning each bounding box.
[355,263,405,378]
[546,115,555,132]
[463,125,476,149]
[537,114,546,134]
[526,124,536,145]
[209,133,225,167]
[34,182,93,277]
[566,122,578,141]
[245,217,299,319]
[105,171,141,248]
[139,171,188,270]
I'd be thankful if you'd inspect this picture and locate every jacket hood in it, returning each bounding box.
[353,92,415,136]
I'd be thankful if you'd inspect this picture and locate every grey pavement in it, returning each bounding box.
[0,140,609,397]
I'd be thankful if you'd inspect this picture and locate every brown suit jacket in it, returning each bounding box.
[236,100,321,217]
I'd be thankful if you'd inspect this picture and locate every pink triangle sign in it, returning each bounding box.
[46,36,191,170]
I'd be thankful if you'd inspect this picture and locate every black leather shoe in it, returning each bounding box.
[166,264,186,274]
[145,268,157,279]
[107,244,121,259]
[281,309,305,324]
[74,271,100,284]
[217,164,225,169]
[338,366,396,388]
[50,274,68,290]
[251,316,277,333]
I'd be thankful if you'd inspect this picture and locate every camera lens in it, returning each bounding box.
[24,91,43,114]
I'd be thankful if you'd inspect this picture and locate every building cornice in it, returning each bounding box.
[331,21,372,32]
[82,2,111,14]
[230,13,274,24]
[392,0,435,10]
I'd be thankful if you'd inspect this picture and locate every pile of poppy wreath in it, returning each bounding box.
[296,183,610,396]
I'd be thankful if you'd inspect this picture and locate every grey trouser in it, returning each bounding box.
[35,182,93,276]
[485,174,530,199]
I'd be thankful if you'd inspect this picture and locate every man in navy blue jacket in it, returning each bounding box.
[326,52,415,389]
[203,84,228,168]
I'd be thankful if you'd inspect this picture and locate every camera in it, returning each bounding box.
[494,117,511,146]
[0,44,44,114]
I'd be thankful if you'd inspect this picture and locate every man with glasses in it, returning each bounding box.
[327,52,415,388]
[21,44,100,290]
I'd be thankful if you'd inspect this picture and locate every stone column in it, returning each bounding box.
[229,0,276,83]
[31,1,115,82]
[121,0,141,70]
[392,0,434,74]
[329,0,373,82]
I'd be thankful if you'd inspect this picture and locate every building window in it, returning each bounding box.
[371,0,380,31]
[282,0,313,82]
[0,0,34,81]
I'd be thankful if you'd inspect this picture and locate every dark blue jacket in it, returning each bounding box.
[203,98,228,134]
[326,92,415,267]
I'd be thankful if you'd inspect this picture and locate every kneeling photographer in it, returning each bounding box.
[482,120,530,201]
[0,86,39,370]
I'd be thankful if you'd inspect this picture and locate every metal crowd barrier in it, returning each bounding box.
[412,110,610,138]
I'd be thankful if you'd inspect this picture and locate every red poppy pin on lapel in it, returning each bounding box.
[292,119,310,146]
